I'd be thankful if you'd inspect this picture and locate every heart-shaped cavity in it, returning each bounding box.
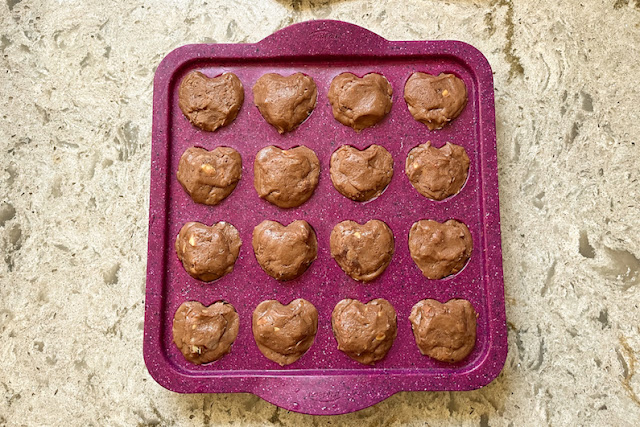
[252,220,318,281]
[177,146,242,205]
[175,221,241,282]
[172,301,239,365]
[252,73,317,133]
[178,71,244,132]
[330,219,394,282]
[252,299,318,366]
[330,144,394,202]
[409,299,477,363]
[328,72,393,132]
[404,72,467,130]
[331,298,397,365]
[405,142,469,201]
[408,219,472,280]
[253,145,320,208]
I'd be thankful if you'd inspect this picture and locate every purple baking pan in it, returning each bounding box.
[144,20,507,415]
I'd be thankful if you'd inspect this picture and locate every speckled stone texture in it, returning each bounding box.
[1,0,639,426]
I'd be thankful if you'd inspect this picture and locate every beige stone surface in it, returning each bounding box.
[1,0,640,425]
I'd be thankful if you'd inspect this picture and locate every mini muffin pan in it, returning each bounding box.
[144,20,507,415]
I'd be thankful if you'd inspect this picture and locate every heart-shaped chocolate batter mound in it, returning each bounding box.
[252,299,318,366]
[253,145,320,208]
[175,221,242,282]
[409,299,477,363]
[178,71,244,132]
[252,73,317,133]
[330,219,395,282]
[172,300,239,365]
[328,72,393,132]
[331,298,397,365]
[404,72,467,130]
[330,144,394,202]
[177,146,242,205]
[252,220,318,281]
[408,219,472,280]
[405,142,469,201]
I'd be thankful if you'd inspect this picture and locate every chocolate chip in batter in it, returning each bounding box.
[178,71,244,132]
[175,221,241,282]
[252,73,317,133]
[330,145,393,202]
[177,146,242,205]
[408,219,472,280]
[172,300,239,365]
[331,298,397,365]
[253,145,320,208]
[409,299,477,363]
[328,73,393,132]
[252,299,318,366]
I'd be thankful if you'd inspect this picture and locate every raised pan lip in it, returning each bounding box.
[144,19,506,416]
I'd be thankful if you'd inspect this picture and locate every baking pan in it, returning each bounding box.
[144,20,507,415]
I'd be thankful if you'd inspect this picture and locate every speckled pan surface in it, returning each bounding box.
[144,20,506,415]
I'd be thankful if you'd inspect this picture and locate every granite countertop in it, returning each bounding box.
[1,1,639,425]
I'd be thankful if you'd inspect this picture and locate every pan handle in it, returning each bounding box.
[257,19,388,56]
[250,374,396,415]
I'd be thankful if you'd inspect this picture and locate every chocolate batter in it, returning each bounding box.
[330,220,395,282]
[409,299,477,363]
[404,72,467,130]
[408,219,472,280]
[252,73,317,134]
[405,142,469,201]
[253,145,320,208]
[328,73,393,132]
[178,71,244,132]
[177,146,242,205]
[252,299,318,366]
[331,298,397,365]
[175,221,241,282]
[330,145,393,202]
[172,301,239,365]
[252,220,318,281]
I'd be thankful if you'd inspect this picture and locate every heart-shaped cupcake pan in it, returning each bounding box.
[145,20,506,415]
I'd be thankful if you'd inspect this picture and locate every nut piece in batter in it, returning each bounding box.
[331,298,397,365]
[252,299,318,366]
[172,301,240,365]
[330,145,393,202]
[252,73,317,133]
[409,299,477,363]
[408,219,472,280]
[177,146,242,205]
[178,71,244,132]
[404,72,467,130]
[175,221,242,282]
[253,145,320,208]
[328,73,393,132]
[252,220,318,281]
[330,220,395,282]
[405,142,469,201]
